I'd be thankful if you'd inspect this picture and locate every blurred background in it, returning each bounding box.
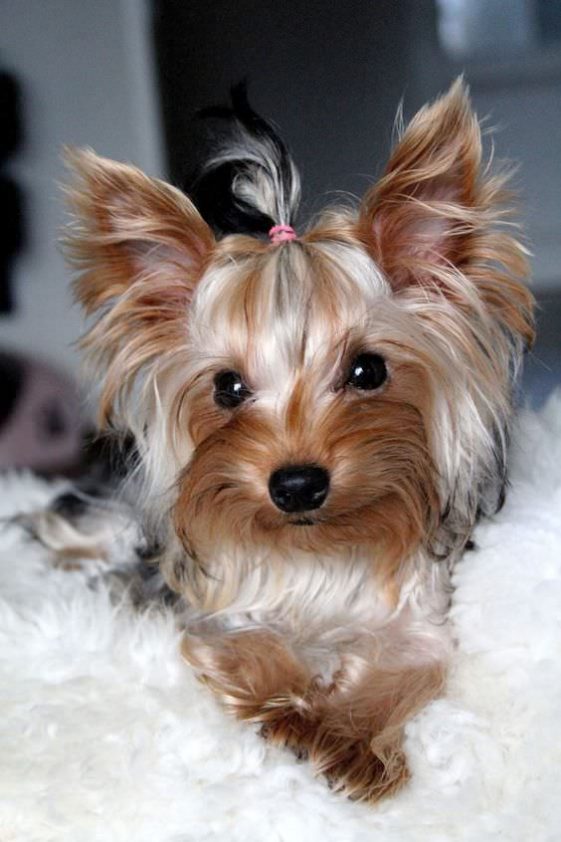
[0,0,560,475]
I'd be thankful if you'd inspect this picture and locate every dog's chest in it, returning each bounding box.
[178,549,450,679]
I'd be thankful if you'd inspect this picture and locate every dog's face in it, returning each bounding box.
[66,81,533,576]
[175,237,439,570]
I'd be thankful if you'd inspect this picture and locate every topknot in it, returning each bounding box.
[189,82,301,237]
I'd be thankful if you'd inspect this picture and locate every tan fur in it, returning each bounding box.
[64,148,215,426]
[357,80,534,348]
[173,359,439,582]
[64,81,534,803]
[182,630,444,801]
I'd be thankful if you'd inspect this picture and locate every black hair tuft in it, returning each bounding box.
[188,82,301,237]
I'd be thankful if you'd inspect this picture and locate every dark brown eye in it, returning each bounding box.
[345,353,387,391]
[213,370,251,408]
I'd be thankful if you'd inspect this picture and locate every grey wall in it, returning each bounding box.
[0,0,163,378]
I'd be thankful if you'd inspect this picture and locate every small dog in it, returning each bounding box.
[63,80,534,802]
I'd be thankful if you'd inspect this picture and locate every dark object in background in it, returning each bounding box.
[0,350,84,474]
[188,82,299,237]
[0,69,25,313]
[153,0,409,210]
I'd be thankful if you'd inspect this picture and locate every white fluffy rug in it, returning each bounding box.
[1,395,561,842]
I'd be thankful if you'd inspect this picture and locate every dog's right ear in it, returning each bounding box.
[64,149,215,425]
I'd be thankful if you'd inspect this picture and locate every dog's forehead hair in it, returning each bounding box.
[190,239,389,389]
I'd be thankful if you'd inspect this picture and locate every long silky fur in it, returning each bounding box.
[189,82,301,236]
[60,80,534,803]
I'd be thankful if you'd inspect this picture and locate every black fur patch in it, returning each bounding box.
[189,82,299,237]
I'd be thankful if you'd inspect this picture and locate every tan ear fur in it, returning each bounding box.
[63,149,215,425]
[358,79,534,348]
[64,148,214,313]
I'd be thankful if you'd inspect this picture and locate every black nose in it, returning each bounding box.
[268,465,330,513]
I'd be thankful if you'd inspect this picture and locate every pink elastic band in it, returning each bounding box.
[269,224,297,244]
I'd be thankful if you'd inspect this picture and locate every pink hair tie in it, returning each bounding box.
[269,224,297,244]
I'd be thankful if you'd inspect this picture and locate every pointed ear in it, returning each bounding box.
[64,148,214,314]
[357,79,534,346]
[358,79,484,287]
[63,149,215,425]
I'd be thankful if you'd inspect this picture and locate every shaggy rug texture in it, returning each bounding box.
[1,395,561,842]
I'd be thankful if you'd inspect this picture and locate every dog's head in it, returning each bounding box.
[66,80,534,579]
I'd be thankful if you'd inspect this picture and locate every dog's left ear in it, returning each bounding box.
[358,79,534,346]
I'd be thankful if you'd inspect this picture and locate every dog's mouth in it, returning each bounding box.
[287,516,316,526]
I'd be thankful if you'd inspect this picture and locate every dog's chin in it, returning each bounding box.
[255,507,328,534]
[179,493,426,564]
[249,506,372,555]
[287,517,317,526]
[247,495,428,564]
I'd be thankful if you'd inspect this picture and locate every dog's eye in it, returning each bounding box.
[213,370,252,408]
[345,353,387,391]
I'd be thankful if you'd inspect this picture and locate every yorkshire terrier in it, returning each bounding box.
[60,79,534,802]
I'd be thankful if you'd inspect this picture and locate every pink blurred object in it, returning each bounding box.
[0,350,84,473]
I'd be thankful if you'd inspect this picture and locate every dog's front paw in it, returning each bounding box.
[313,728,409,802]
[261,704,409,803]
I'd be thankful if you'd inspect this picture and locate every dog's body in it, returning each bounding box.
[59,81,533,801]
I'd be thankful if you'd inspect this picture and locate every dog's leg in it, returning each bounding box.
[181,630,311,720]
[303,658,445,801]
[182,631,445,803]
